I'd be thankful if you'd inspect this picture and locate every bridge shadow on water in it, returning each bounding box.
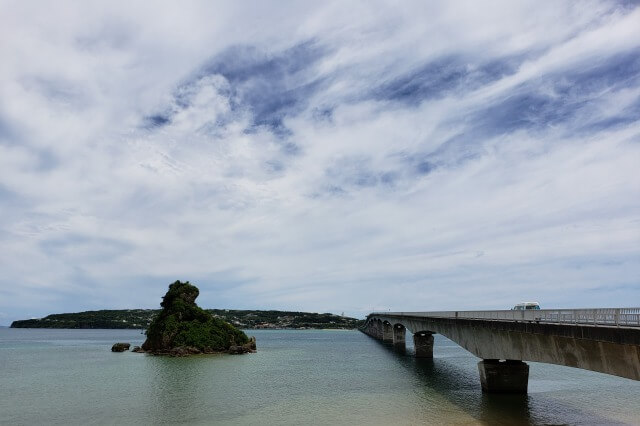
[369,336,626,425]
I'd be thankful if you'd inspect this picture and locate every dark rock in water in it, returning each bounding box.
[227,345,247,354]
[168,346,202,357]
[111,343,130,352]
[140,280,256,356]
[227,338,258,355]
[131,346,144,353]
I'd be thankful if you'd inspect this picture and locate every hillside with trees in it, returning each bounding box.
[11,308,363,330]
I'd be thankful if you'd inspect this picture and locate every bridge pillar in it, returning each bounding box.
[413,332,434,358]
[393,324,405,347]
[478,360,529,394]
[367,320,378,338]
[382,322,393,342]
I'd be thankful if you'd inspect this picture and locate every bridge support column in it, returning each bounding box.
[413,332,434,358]
[393,324,405,348]
[367,321,379,339]
[382,322,393,342]
[478,360,529,394]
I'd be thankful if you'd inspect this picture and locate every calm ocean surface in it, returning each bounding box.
[1,328,639,425]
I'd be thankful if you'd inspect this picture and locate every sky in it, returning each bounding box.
[0,1,639,324]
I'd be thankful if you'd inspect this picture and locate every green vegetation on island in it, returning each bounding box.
[11,305,363,330]
[10,309,157,329]
[140,281,251,354]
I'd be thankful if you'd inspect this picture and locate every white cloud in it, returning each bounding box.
[0,0,639,323]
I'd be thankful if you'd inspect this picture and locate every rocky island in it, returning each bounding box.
[139,280,256,356]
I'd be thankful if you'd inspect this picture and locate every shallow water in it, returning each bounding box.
[1,328,638,425]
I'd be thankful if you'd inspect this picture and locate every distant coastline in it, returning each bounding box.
[10,309,364,330]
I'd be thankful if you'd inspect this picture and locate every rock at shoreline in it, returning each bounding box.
[140,280,256,356]
[131,346,144,352]
[167,346,202,356]
[227,345,246,354]
[227,336,257,354]
[111,343,130,352]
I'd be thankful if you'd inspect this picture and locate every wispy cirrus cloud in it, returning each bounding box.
[0,0,638,323]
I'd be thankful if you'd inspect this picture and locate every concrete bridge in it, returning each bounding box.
[362,308,640,393]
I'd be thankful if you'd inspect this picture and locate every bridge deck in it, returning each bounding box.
[371,308,640,327]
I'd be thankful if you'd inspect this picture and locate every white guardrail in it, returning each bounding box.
[374,308,640,327]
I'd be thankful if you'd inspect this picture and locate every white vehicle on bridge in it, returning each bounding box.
[512,302,540,310]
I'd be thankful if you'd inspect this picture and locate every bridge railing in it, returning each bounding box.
[373,308,640,327]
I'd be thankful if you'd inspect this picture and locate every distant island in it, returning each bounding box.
[11,306,363,330]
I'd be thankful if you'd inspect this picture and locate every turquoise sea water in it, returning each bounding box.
[1,328,639,425]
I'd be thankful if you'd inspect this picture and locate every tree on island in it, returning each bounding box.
[141,280,255,355]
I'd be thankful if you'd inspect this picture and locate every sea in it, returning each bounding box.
[1,328,639,425]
